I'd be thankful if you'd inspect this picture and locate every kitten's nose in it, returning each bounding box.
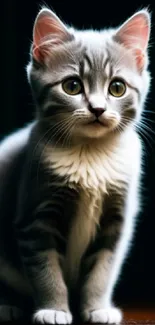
[89,107,106,118]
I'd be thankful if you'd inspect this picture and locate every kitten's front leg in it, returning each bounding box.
[15,176,77,324]
[81,189,138,324]
[32,250,72,324]
[16,222,72,324]
[80,249,123,324]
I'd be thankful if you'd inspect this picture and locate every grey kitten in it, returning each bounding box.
[0,7,151,324]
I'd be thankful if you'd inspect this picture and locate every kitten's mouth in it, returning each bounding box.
[88,119,107,127]
[93,120,103,125]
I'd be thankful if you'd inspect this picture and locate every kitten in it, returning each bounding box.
[0,7,151,324]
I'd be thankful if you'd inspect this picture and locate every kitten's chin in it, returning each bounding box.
[73,119,120,140]
[77,124,109,139]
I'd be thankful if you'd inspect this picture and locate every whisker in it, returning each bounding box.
[138,121,155,136]
[62,121,76,148]
[54,118,76,148]
[119,117,154,154]
[142,110,155,115]
[135,126,154,152]
[36,116,75,183]
[141,117,155,124]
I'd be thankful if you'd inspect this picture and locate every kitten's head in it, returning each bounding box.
[27,8,151,143]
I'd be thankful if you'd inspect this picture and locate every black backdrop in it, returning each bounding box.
[2,0,155,307]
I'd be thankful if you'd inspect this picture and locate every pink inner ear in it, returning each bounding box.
[33,15,66,47]
[116,13,150,51]
[134,48,145,71]
[34,16,53,46]
[32,10,70,62]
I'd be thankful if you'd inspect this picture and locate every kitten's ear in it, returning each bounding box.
[114,10,151,70]
[32,8,72,62]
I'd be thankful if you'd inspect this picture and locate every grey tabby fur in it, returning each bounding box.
[0,7,151,324]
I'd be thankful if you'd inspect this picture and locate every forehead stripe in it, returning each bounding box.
[84,53,93,70]
[79,53,92,78]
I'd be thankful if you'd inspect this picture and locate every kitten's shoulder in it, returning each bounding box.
[0,122,34,163]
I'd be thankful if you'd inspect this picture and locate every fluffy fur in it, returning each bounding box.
[0,7,151,324]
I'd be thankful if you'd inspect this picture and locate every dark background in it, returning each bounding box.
[2,0,155,307]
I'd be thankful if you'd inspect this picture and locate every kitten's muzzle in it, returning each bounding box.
[88,106,106,118]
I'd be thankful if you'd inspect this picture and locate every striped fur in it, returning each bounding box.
[0,7,151,325]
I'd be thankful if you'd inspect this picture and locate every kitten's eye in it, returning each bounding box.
[62,78,83,95]
[109,79,126,97]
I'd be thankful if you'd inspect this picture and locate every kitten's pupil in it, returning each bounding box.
[109,79,126,97]
[62,78,83,95]
[116,83,119,93]
[70,81,78,92]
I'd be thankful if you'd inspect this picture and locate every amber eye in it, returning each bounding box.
[109,79,126,97]
[62,78,83,95]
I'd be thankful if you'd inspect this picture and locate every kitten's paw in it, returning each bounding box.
[33,309,72,324]
[0,305,24,321]
[82,307,122,324]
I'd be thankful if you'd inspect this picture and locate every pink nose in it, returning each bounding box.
[88,107,106,118]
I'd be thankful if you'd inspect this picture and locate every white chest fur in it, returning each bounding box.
[45,137,132,192]
[44,130,140,284]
